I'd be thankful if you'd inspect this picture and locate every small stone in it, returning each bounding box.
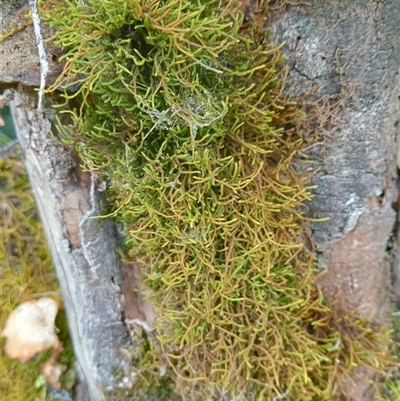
[1,297,60,362]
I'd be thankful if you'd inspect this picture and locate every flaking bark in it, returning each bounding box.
[8,90,133,400]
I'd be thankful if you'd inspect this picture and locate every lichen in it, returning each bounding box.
[40,0,398,399]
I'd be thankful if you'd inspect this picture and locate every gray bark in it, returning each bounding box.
[271,0,400,319]
[2,1,400,400]
[8,90,134,400]
[0,0,63,88]
[270,1,400,399]
[1,3,156,400]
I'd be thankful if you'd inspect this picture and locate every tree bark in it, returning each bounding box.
[8,90,134,400]
[2,1,400,400]
[270,1,400,399]
[1,2,156,400]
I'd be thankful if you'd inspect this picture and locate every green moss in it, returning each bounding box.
[380,309,400,401]
[0,151,76,400]
[41,0,397,399]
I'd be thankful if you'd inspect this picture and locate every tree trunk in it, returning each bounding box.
[2,2,155,400]
[2,1,400,400]
[0,2,130,399]
[8,90,134,400]
[270,1,400,399]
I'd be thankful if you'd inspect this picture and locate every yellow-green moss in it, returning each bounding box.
[380,310,400,401]
[40,0,398,399]
[0,151,75,401]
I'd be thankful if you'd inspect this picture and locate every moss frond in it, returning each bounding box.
[40,0,397,399]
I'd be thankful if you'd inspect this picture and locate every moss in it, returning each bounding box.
[380,309,400,401]
[40,0,397,399]
[0,151,75,400]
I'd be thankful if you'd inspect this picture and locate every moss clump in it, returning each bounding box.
[0,151,75,400]
[41,0,396,399]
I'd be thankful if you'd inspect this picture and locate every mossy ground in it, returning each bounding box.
[37,0,399,399]
[0,151,75,401]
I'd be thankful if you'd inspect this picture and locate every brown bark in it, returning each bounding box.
[0,0,63,89]
[269,1,400,399]
[2,1,400,400]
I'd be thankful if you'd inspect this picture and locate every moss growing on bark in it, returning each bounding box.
[40,0,397,399]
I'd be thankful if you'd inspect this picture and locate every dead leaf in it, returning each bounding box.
[1,297,60,362]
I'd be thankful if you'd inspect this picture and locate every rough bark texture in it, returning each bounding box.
[7,90,135,400]
[271,0,400,318]
[1,2,157,400]
[0,0,63,88]
[270,1,400,399]
[2,1,400,400]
